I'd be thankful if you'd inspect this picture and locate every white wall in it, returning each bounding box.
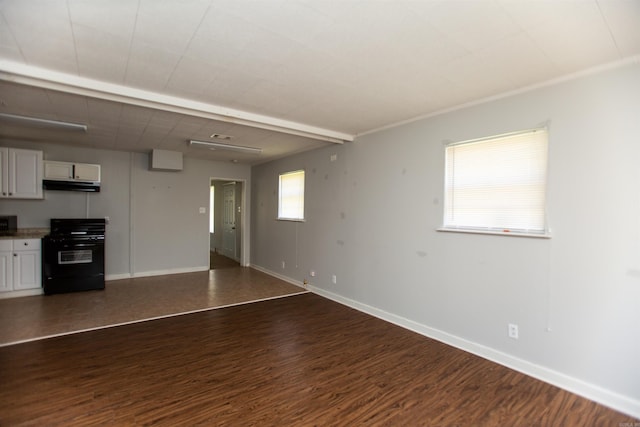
[130,154,250,274]
[0,142,251,277]
[251,61,640,417]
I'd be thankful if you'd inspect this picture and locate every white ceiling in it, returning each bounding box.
[1,0,639,164]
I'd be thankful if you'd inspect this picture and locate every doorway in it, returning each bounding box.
[222,182,236,259]
[210,179,243,270]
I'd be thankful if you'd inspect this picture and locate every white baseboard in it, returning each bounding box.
[251,265,640,419]
[0,288,43,299]
[106,266,209,281]
[250,264,308,290]
[105,273,132,281]
[132,266,209,278]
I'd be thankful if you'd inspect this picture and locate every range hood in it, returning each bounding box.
[43,179,100,192]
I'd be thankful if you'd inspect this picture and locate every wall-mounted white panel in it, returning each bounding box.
[150,149,183,171]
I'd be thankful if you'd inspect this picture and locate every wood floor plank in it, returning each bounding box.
[0,268,305,345]
[0,293,636,426]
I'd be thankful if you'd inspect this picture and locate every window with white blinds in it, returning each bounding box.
[442,129,549,236]
[278,170,305,221]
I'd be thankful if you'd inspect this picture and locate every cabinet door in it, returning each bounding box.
[13,249,41,290]
[0,251,12,292]
[0,147,8,197]
[44,161,74,180]
[74,163,100,181]
[9,149,43,199]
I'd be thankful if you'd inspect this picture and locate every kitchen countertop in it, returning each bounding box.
[0,228,50,240]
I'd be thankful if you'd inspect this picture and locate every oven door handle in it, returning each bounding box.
[59,242,102,248]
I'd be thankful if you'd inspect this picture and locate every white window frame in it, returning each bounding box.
[278,170,305,222]
[439,128,550,238]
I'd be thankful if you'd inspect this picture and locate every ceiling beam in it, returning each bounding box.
[0,60,353,144]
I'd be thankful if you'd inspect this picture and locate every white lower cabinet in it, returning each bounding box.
[0,244,12,292]
[0,239,41,294]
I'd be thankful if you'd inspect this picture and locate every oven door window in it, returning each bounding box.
[58,249,93,265]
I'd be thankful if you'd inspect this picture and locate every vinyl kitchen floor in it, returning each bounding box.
[0,267,307,346]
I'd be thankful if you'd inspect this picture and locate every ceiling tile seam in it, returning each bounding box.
[43,88,55,122]
[65,0,81,76]
[595,0,623,59]
[122,0,142,85]
[497,2,563,78]
[356,54,640,139]
[115,99,134,149]
[0,11,27,65]
[155,111,182,149]
[518,28,563,79]
[162,0,215,93]
[218,1,307,51]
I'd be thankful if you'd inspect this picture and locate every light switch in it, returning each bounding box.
[199,207,206,214]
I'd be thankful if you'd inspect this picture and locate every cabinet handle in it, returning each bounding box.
[24,242,28,246]
[14,253,18,257]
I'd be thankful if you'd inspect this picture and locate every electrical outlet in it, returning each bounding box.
[508,323,519,339]
[331,274,337,284]
[310,271,316,277]
[281,261,285,269]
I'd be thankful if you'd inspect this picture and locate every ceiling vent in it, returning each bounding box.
[210,133,234,140]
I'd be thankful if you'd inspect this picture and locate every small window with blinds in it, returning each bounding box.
[278,170,305,221]
[441,128,549,237]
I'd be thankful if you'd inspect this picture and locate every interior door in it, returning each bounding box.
[222,183,236,260]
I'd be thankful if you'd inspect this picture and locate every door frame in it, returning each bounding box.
[221,181,237,261]
[209,177,248,267]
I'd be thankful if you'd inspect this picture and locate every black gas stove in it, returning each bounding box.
[43,218,106,295]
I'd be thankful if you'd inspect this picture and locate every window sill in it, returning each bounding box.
[437,227,551,239]
[277,218,306,223]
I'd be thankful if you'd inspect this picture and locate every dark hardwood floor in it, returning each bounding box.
[0,293,635,426]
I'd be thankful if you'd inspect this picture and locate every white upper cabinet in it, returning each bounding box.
[43,161,73,180]
[44,161,101,182]
[74,163,100,181]
[0,147,43,199]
